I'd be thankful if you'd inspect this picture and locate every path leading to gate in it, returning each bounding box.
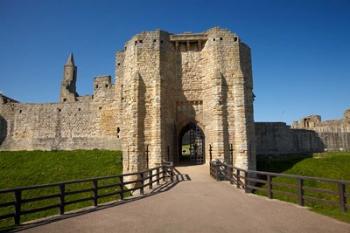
[21,165,350,233]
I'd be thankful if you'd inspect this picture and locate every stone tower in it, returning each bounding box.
[60,53,78,102]
[115,27,256,174]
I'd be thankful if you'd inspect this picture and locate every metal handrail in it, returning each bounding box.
[0,164,175,227]
[210,160,349,212]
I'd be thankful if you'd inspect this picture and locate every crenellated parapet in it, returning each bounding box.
[93,75,114,101]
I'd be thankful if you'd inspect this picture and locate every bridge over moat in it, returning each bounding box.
[20,165,350,233]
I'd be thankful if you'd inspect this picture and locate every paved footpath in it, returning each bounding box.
[21,165,350,233]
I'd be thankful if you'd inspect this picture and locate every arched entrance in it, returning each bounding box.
[178,122,205,165]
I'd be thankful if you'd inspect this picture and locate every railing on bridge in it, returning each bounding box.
[0,164,174,227]
[210,160,349,212]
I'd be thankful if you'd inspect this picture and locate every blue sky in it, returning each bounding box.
[0,0,349,124]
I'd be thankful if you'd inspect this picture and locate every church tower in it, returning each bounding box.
[60,53,78,102]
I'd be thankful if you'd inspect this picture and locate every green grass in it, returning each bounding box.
[0,150,124,230]
[181,144,191,156]
[256,152,350,223]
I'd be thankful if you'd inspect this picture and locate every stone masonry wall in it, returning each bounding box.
[114,28,256,173]
[255,122,324,155]
[292,109,350,151]
[0,87,120,151]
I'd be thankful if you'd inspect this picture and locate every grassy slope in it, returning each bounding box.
[257,152,350,223]
[0,150,123,229]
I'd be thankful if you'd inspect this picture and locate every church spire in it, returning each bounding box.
[65,53,75,66]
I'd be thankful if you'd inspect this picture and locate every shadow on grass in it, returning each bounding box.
[257,153,313,173]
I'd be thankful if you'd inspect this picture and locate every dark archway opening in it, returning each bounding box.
[178,122,205,165]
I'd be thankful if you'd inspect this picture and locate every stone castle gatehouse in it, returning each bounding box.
[0,27,256,174]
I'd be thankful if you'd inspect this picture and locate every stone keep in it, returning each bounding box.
[0,27,256,173]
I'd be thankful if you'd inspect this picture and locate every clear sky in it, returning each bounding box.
[0,0,349,124]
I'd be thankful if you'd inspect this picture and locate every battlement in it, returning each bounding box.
[93,75,114,101]
[169,33,207,42]
[94,75,112,88]
[118,27,242,55]
[292,109,350,131]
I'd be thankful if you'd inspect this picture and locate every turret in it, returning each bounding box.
[60,53,78,102]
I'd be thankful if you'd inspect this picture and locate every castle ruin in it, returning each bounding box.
[0,28,256,174]
[1,27,349,174]
[291,110,350,151]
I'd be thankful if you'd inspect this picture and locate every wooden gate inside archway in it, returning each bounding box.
[178,122,205,165]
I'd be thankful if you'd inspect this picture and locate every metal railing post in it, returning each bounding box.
[230,166,233,184]
[170,167,174,182]
[149,169,153,189]
[140,172,144,195]
[225,165,230,181]
[267,175,272,199]
[119,176,124,200]
[59,184,65,214]
[156,167,160,185]
[297,178,304,206]
[244,171,249,193]
[338,182,346,212]
[92,179,98,206]
[236,169,240,188]
[209,144,212,162]
[162,166,166,181]
[14,190,21,225]
[216,163,220,181]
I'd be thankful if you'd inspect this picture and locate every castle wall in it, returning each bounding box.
[292,109,350,151]
[317,132,350,151]
[255,122,324,155]
[0,94,120,151]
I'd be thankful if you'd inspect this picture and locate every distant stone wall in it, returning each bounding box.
[0,93,121,151]
[255,122,324,155]
[292,109,350,151]
[317,132,350,151]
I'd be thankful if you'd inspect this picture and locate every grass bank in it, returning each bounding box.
[256,152,350,223]
[0,150,123,229]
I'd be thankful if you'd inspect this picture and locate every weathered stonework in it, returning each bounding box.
[0,27,256,174]
[60,54,78,102]
[255,122,324,155]
[291,109,350,151]
[115,28,256,173]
